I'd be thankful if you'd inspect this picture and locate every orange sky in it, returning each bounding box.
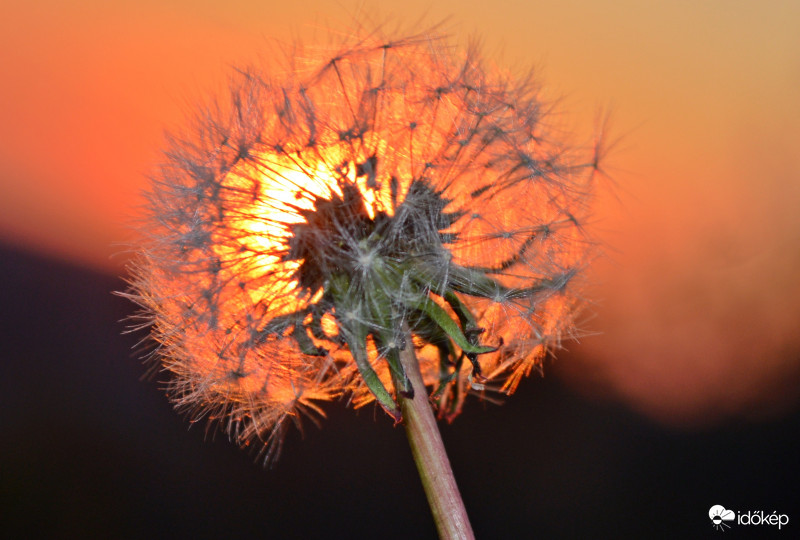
[2,0,799,427]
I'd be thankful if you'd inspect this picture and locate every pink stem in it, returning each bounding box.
[398,342,475,540]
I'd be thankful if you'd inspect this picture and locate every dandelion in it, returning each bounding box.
[125,28,597,538]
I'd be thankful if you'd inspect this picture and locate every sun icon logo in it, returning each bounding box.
[709,505,736,531]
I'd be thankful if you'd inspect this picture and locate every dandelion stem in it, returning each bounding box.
[398,336,475,540]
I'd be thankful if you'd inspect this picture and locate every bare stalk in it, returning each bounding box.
[398,342,475,540]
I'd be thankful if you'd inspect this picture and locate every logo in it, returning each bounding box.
[709,505,736,531]
[709,504,790,531]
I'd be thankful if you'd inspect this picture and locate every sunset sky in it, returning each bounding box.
[2,0,799,427]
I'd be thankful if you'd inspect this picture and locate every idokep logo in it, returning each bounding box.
[709,505,736,531]
[709,504,790,532]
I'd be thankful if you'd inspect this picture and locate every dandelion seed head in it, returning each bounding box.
[127,28,597,461]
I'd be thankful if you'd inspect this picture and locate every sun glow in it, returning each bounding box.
[220,140,403,307]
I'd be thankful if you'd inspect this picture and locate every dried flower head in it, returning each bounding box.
[126,30,596,462]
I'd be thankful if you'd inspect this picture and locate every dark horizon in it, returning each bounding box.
[1,242,797,538]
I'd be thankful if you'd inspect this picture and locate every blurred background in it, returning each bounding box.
[1,1,798,537]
